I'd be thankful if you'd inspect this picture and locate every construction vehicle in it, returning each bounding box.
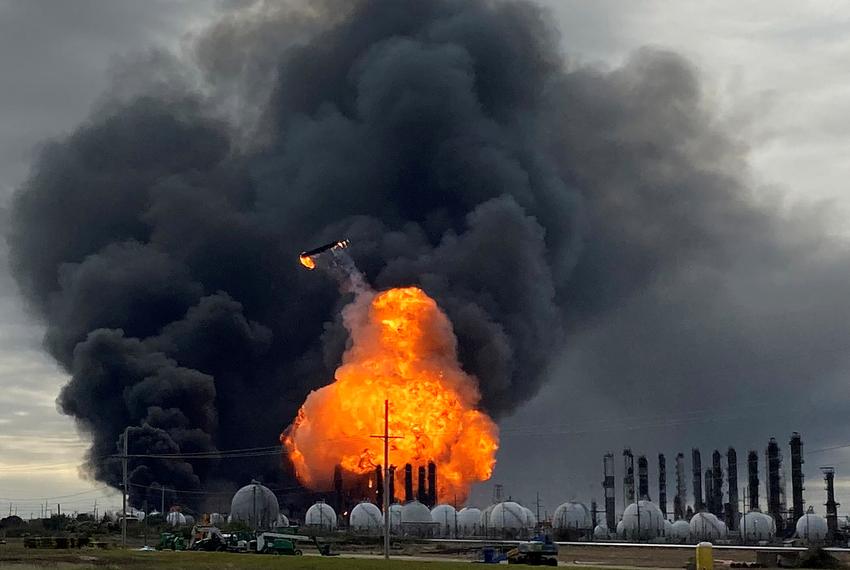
[254,532,334,555]
[506,535,558,566]
[188,525,233,551]
[156,532,186,551]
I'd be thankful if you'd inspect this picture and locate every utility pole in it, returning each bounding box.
[122,426,129,548]
[371,400,402,560]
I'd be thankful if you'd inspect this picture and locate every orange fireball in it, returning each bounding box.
[283,287,499,504]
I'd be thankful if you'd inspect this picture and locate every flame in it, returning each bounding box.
[283,286,499,503]
[299,254,317,270]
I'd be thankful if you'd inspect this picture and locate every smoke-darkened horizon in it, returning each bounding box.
[8,0,850,510]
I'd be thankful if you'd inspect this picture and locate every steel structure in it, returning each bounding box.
[790,433,804,522]
[603,453,616,531]
[674,453,686,520]
[692,449,704,512]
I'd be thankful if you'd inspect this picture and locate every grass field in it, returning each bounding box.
[1,541,477,569]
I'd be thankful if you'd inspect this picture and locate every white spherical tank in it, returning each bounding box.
[689,512,727,541]
[401,500,432,524]
[663,519,673,538]
[431,504,457,537]
[593,524,610,539]
[276,513,289,527]
[670,520,691,541]
[350,502,383,534]
[230,481,280,529]
[166,511,186,527]
[621,501,665,540]
[389,503,403,532]
[796,512,828,542]
[740,511,775,542]
[522,506,537,529]
[552,502,592,531]
[458,507,481,537]
[479,504,496,529]
[487,502,528,531]
[210,513,225,525]
[616,520,625,537]
[305,502,337,530]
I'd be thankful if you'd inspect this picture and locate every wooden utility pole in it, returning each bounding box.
[122,426,128,548]
[371,400,402,560]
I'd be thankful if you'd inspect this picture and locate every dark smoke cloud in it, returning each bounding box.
[8,0,850,508]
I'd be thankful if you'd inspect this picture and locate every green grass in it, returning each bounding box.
[0,545,474,569]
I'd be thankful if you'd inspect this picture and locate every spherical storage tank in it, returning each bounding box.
[689,512,727,541]
[458,507,481,536]
[621,501,665,540]
[431,504,457,537]
[305,501,337,530]
[276,513,289,527]
[663,519,673,538]
[522,506,537,528]
[389,503,403,532]
[593,524,610,539]
[616,520,625,537]
[796,511,828,542]
[487,502,530,531]
[230,480,280,528]
[350,502,383,534]
[670,520,691,541]
[166,511,186,527]
[740,511,775,542]
[552,502,592,531]
[401,500,432,524]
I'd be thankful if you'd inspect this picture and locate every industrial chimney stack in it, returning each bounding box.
[747,451,759,510]
[658,454,667,516]
[404,463,413,502]
[603,453,616,531]
[711,450,724,518]
[727,448,739,530]
[623,449,636,508]
[417,466,427,503]
[674,453,686,520]
[692,449,704,512]
[822,467,839,540]
[766,438,786,533]
[388,465,396,503]
[790,433,804,521]
[638,455,650,500]
[427,461,437,507]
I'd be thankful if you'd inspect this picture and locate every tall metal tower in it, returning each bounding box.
[623,448,635,509]
[674,453,687,520]
[603,453,616,531]
[766,438,786,533]
[711,450,724,518]
[638,455,650,501]
[747,450,759,511]
[658,454,667,517]
[727,448,739,530]
[821,467,839,539]
[692,449,704,512]
[790,433,804,522]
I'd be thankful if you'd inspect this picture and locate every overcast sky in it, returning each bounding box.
[2,0,850,519]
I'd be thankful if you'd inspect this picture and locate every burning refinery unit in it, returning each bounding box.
[283,240,500,520]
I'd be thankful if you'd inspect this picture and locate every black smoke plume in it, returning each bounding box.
[9,0,849,508]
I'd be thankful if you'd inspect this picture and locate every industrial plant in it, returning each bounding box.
[129,431,845,550]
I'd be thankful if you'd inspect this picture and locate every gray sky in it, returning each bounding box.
[2,0,850,519]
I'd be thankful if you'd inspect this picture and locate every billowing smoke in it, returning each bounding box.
[8,0,850,507]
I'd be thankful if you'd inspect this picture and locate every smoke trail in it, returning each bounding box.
[8,0,850,507]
